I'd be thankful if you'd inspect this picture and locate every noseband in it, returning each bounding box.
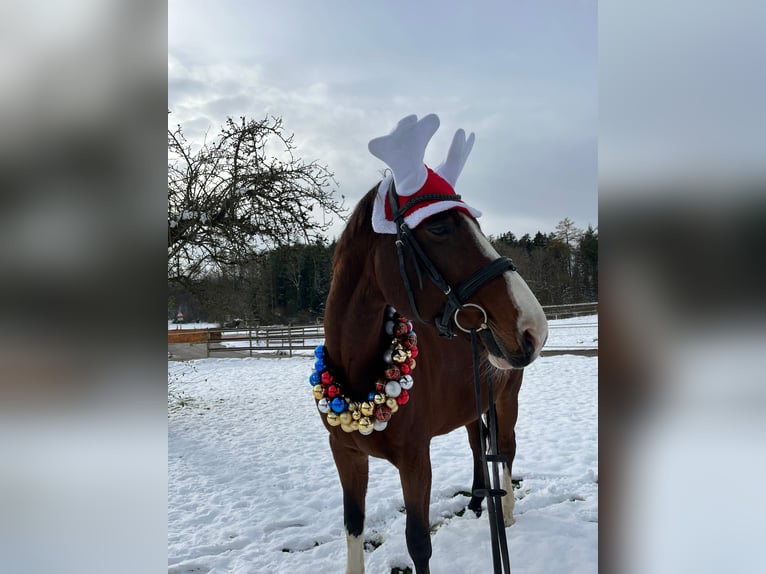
[387,181,516,338]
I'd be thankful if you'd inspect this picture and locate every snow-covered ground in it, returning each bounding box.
[168,321,221,330]
[168,318,597,573]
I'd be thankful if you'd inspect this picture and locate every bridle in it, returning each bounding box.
[387,180,516,338]
[387,179,516,573]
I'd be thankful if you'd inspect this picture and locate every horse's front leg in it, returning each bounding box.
[329,434,369,574]
[398,445,433,574]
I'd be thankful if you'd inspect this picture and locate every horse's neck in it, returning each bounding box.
[324,259,387,400]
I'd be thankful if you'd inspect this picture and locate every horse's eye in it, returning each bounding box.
[426,224,452,237]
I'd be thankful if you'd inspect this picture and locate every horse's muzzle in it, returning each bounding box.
[480,328,538,370]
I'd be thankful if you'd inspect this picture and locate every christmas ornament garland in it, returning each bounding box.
[310,306,419,435]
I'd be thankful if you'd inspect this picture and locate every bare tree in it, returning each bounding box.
[168,115,346,284]
[553,217,583,250]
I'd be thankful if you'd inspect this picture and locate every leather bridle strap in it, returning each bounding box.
[436,257,516,337]
[387,180,516,337]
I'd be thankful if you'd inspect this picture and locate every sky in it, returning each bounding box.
[168,0,597,240]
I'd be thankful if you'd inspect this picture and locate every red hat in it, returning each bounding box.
[369,114,481,234]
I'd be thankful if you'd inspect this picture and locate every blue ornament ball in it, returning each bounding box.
[330,397,346,413]
[314,345,325,359]
[309,371,321,385]
[314,358,325,372]
[368,391,375,401]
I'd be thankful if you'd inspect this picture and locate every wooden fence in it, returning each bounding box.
[206,324,324,357]
[194,303,598,358]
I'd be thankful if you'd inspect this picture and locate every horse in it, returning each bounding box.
[311,115,548,573]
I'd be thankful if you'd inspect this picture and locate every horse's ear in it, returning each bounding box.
[368,114,440,197]
[434,129,475,189]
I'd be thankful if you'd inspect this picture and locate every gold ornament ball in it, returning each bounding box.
[386,398,399,413]
[373,393,386,405]
[350,419,360,431]
[312,386,325,400]
[348,401,359,412]
[326,412,341,426]
[341,423,355,433]
[352,410,362,421]
[409,358,417,370]
[358,417,372,432]
[339,411,352,425]
[360,401,374,416]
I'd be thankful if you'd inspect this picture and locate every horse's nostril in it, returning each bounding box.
[522,329,537,356]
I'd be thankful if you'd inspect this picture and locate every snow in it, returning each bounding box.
[168,318,597,573]
[168,321,221,330]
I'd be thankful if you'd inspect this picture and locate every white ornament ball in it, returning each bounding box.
[385,380,402,398]
[373,419,388,432]
[317,398,330,413]
[400,375,414,390]
[385,320,395,336]
[383,349,393,364]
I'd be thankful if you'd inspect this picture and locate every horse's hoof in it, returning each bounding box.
[468,497,483,518]
[504,515,515,527]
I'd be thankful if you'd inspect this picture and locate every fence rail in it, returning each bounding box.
[541,302,598,320]
[181,303,598,359]
[206,324,324,357]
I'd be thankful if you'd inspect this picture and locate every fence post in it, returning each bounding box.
[288,324,293,357]
[249,326,252,358]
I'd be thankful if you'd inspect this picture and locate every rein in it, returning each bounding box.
[387,181,513,573]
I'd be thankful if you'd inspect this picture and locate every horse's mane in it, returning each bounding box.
[333,185,379,272]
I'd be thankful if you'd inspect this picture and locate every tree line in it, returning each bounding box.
[168,218,597,325]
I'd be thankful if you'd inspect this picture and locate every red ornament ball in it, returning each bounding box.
[375,381,386,393]
[321,371,334,384]
[396,390,410,405]
[399,363,411,375]
[410,346,419,358]
[374,406,392,422]
[385,365,400,380]
[326,385,339,398]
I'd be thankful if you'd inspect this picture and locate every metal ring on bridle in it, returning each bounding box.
[453,303,488,333]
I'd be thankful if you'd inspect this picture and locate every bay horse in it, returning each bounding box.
[313,115,547,573]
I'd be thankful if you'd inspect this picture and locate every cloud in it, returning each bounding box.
[168,1,597,237]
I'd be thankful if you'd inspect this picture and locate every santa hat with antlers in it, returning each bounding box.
[369,113,482,234]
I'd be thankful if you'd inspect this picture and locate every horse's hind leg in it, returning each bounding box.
[466,420,486,517]
[495,371,523,526]
[329,435,369,574]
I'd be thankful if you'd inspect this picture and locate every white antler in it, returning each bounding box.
[368,113,440,197]
[434,128,475,188]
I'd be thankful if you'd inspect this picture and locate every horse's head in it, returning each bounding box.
[368,114,548,369]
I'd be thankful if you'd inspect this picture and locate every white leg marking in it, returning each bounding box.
[346,533,365,574]
[503,465,516,527]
